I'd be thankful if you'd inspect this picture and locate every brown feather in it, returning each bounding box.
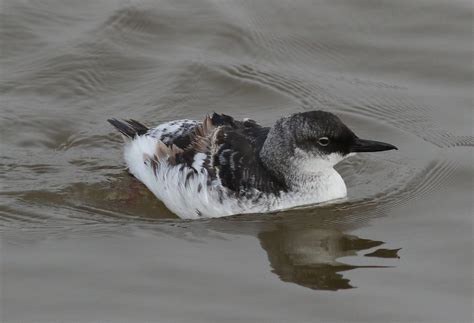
[152,141,185,166]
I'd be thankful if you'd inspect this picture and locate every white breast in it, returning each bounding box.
[282,149,348,205]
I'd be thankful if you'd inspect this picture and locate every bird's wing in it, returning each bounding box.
[212,126,286,195]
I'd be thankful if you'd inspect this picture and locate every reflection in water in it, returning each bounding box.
[364,248,401,259]
[259,226,397,291]
[204,197,403,292]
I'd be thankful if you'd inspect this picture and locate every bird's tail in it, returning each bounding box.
[108,119,149,138]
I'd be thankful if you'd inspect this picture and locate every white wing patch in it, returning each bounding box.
[191,152,207,170]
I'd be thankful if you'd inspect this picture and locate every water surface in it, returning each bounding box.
[1,0,473,322]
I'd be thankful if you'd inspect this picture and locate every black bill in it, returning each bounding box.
[351,138,398,153]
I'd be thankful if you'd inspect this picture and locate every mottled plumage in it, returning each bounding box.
[108,111,397,219]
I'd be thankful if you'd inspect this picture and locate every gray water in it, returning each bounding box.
[1,0,473,322]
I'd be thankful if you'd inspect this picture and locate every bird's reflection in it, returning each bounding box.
[250,200,402,291]
[259,226,392,290]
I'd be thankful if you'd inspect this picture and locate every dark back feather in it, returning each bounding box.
[108,119,149,138]
[210,114,287,195]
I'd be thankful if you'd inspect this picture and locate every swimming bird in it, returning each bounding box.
[108,111,397,219]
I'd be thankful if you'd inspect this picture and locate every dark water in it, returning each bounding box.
[1,0,473,322]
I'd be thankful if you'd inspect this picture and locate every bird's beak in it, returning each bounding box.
[351,138,398,153]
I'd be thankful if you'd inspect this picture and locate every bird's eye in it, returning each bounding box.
[318,137,330,146]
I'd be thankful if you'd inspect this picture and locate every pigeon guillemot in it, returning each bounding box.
[108,111,397,219]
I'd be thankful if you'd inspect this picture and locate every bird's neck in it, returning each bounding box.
[260,132,347,201]
[287,166,347,201]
